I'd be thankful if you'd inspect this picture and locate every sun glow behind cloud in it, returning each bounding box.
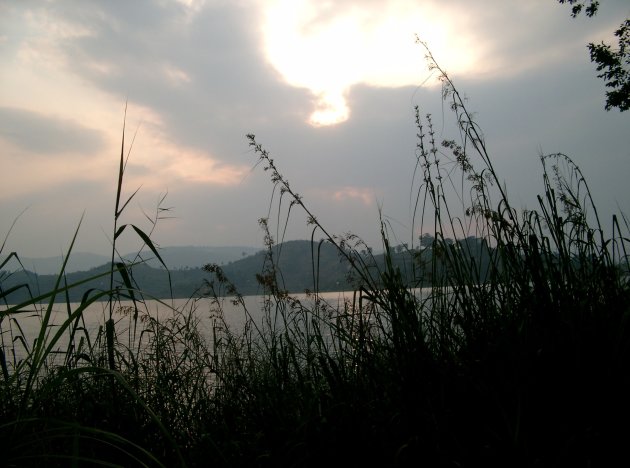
[262,0,479,126]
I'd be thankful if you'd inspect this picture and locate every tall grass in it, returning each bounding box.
[0,46,628,467]
[0,112,184,467]
[201,46,630,466]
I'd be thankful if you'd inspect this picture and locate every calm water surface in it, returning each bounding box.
[1,291,363,362]
[2,288,434,364]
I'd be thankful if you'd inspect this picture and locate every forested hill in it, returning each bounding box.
[1,240,355,302]
[1,237,493,303]
[205,239,357,295]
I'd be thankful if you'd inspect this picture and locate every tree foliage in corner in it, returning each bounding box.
[558,0,629,111]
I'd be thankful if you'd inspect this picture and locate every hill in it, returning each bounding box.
[1,241,359,302]
[207,239,356,295]
[6,245,259,275]
[1,238,496,303]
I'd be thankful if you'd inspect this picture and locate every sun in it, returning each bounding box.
[261,0,479,127]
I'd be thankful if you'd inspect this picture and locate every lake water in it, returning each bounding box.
[0,290,366,364]
[1,287,437,368]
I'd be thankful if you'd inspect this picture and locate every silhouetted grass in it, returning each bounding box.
[1,48,629,467]
[0,111,183,467]
[200,45,630,466]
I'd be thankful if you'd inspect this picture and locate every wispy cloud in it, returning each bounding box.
[332,186,376,206]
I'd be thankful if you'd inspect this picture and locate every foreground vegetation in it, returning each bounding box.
[1,50,629,467]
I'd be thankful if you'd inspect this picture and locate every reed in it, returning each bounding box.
[0,111,183,467]
[201,45,630,466]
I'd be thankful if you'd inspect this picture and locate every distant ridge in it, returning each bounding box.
[11,252,109,275]
[1,238,462,303]
[1,237,492,302]
[6,246,260,275]
[127,245,260,270]
[1,240,355,302]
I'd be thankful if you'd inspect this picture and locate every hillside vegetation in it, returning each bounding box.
[2,237,495,301]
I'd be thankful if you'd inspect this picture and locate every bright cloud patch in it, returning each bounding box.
[163,64,192,87]
[119,117,249,189]
[310,91,349,126]
[164,150,247,185]
[332,186,374,206]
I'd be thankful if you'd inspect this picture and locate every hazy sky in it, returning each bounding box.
[1,0,628,258]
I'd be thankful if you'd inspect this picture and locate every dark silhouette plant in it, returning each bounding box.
[558,0,629,111]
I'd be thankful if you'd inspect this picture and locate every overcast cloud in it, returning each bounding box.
[0,107,106,154]
[0,0,628,258]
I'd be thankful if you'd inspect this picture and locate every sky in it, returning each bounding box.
[1,0,628,259]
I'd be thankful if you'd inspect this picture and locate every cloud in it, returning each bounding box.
[128,146,250,188]
[332,186,375,206]
[14,1,310,159]
[261,0,481,125]
[0,107,106,155]
[163,64,192,87]
[1,0,628,257]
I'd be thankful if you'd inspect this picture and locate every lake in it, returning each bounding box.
[0,290,366,364]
